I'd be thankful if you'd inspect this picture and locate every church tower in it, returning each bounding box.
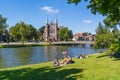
[54,17,58,41]
[44,19,49,41]
[43,18,59,42]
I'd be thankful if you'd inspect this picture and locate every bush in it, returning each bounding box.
[109,43,120,57]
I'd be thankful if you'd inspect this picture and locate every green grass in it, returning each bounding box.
[0,53,120,80]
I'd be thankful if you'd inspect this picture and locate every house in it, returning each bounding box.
[73,32,95,41]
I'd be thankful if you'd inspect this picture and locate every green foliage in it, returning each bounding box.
[39,26,45,41]
[68,0,81,5]
[0,14,9,42]
[82,32,91,36]
[9,24,21,41]
[109,44,120,54]
[0,14,8,34]
[96,22,110,34]
[94,22,115,49]
[9,21,39,43]
[68,30,73,40]
[58,26,73,41]
[25,24,39,41]
[112,27,120,42]
[94,32,115,49]
[39,26,45,35]
[68,0,120,27]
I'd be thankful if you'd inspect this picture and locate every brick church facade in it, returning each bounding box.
[43,19,59,42]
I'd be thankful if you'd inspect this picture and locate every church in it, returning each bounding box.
[43,19,59,42]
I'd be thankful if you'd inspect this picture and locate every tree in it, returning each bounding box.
[111,26,120,43]
[82,32,91,36]
[67,0,120,27]
[68,30,73,40]
[94,22,115,49]
[19,21,27,44]
[96,22,110,34]
[9,21,39,44]
[94,32,115,49]
[39,26,45,35]
[58,26,73,41]
[39,26,45,41]
[109,43,120,57]
[25,24,39,42]
[0,14,9,42]
[9,23,21,42]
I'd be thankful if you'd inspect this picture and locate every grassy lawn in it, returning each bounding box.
[0,53,120,80]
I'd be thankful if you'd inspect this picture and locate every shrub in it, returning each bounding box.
[109,43,120,57]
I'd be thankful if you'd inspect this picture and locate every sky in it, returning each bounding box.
[0,0,105,34]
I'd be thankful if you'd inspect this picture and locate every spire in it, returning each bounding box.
[46,19,48,24]
[55,16,58,24]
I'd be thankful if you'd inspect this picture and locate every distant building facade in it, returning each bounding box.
[43,19,59,42]
[73,32,95,41]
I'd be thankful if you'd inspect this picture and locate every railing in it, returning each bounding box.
[51,41,94,45]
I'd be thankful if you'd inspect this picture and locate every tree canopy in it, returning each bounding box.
[9,21,39,43]
[0,14,8,34]
[68,0,120,27]
[58,26,73,41]
[0,14,9,42]
[94,22,115,49]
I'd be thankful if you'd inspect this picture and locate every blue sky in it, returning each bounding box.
[0,0,105,34]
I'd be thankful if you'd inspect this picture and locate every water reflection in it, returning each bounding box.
[0,44,96,68]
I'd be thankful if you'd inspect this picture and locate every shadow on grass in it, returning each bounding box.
[0,66,83,80]
[96,54,108,58]
[113,57,120,61]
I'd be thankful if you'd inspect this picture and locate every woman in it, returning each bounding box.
[53,57,60,66]
[66,55,73,64]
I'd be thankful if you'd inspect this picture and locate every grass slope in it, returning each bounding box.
[0,53,120,80]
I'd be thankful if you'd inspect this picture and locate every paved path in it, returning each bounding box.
[0,41,94,45]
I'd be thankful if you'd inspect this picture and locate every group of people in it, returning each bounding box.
[75,53,85,59]
[53,51,74,66]
[53,51,86,66]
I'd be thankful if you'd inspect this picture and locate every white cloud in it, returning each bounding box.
[82,20,92,24]
[41,6,59,14]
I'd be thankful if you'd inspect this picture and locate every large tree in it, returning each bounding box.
[68,0,120,27]
[96,22,110,34]
[39,26,45,41]
[9,23,21,42]
[94,22,115,49]
[58,26,73,41]
[9,21,39,44]
[0,14,9,42]
[94,33,115,49]
[25,24,39,42]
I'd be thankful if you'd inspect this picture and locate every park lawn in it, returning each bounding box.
[0,53,120,80]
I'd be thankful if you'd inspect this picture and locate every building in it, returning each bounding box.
[73,32,95,41]
[43,19,59,42]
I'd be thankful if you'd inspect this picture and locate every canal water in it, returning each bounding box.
[0,44,96,68]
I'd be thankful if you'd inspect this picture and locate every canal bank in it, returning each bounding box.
[0,42,51,48]
[0,41,94,48]
[0,53,120,80]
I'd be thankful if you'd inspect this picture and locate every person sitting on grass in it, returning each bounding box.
[66,55,75,64]
[53,57,60,66]
[61,56,68,64]
[80,52,85,59]
[61,55,74,64]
